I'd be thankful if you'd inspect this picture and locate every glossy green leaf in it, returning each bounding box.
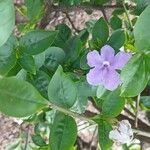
[48,66,77,108]
[92,17,109,45]
[25,0,44,22]
[0,77,47,117]
[98,121,113,150]
[121,54,148,97]
[0,0,15,47]
[18,53,36,74]
[45,47,65,71]
[49,112,77,150]
[20,30,58,55]
[110,16,122,30]
[134,5,150,51]
[0,35,17,76]
[102,89,125,117]
[107,29,125,50]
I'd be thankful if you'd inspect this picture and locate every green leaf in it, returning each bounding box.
[140,96,150,109]
[92,17,109,45]
[0,77,47,117]
[96,85,108,99]
[34,52,45,70]
[102,89,125,117]
[71,80,97,113]
[92,0,110,5]
[32,134,46,147]
[134,5,150,51]
[110,15,122,30]
[49,112,77,150]
[0,0,15,47]
[20,30,58,55]
[0,35,17,76]
[107,29,125,50]
[18,53,36,74]
[25,0,44,22]
[121,54,148,97]
[98,121,113,150]
[78,29,89,45]
[77,80,97,97]
[64,36,82,63]
[48,66,77,108]
[27,71,51,99]
[45,47,66,71]
[134,0,150,15]
[54,24,71,48]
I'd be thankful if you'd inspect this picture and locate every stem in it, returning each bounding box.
[135,94,140,128]
[49,102,95,124]
[122,2,133,30]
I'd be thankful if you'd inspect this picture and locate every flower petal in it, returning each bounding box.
[86,68,103,86]
[109,130,131,144]
[101,45,115,62]
[109,129,122,142]
[112,52,132,70]
[87,50,102,67]
[102,68,121,91]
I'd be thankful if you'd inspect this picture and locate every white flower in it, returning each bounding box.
[109,120,133,144]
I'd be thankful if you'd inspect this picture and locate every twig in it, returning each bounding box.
[89,126,97,149]
[50,4,123,12]
[133,129,150,138]
[101,7,109,24]
[24,126,30,150]
[135,94,140,128]
[63,11,80,33]
[124,107,135,118]
[122,2,133,31]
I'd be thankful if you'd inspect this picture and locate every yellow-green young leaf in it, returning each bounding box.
[20,30,58,55]
[121,54,149,97]
[0,0,15,47]
[49,112,77,150]
[134,5,150,51]
[98,121,113,150]
[0,78,48,117]
[48,66,77,108]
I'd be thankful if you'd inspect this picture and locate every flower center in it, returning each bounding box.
[102,61,110,67]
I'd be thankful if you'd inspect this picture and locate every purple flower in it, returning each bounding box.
[86,45,132,91]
